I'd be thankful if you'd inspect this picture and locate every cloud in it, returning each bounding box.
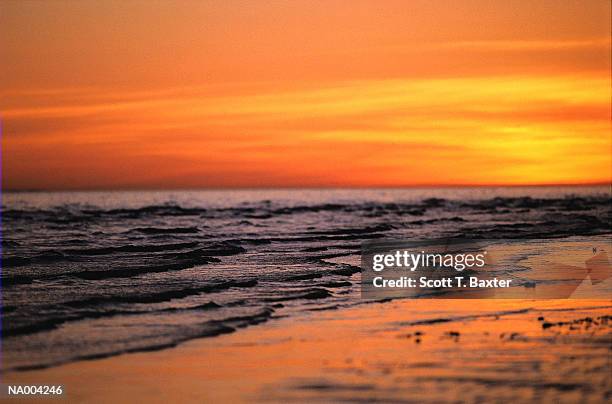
[2,74,610,189]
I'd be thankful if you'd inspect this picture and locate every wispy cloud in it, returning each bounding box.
[3,74,610,188]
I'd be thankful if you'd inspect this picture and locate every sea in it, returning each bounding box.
[2,186,610,371]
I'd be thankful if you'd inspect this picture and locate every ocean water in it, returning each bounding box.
[1,187,610,371]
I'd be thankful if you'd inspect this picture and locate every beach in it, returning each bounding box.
[4,298,611,403]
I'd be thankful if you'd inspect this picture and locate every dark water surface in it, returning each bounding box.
[2,187,610,371]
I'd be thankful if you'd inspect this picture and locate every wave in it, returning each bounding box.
[3,300,226,338]
[4,195,610,221]
[70,259,219,280]
[1,243,246,286]
[63,241,200,255]
[127,226,201,234]
[63,279,259,307]
[7,307,277,372]
[264,288,334,302]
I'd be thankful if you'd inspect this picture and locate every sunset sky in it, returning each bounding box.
[1,0,610,190]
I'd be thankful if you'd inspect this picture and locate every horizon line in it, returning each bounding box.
[3,182,611,193]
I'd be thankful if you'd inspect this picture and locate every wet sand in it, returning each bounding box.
[4,299,611,403]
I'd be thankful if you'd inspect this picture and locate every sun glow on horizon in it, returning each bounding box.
[1,0,610,190]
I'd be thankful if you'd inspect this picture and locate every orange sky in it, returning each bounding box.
[1,0,610,190]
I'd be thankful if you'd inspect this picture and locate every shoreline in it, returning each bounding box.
[3,298,611,403]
